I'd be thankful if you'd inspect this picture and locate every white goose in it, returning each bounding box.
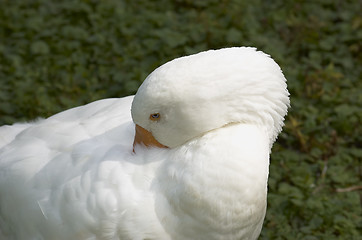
[0,47,289,240]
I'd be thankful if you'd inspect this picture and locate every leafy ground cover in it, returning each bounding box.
[0,0,361,239]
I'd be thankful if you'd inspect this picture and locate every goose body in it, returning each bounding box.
[0,47,289,240]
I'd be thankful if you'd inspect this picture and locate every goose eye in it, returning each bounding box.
[149,113,161,121]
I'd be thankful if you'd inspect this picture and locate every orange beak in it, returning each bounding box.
[133,124,168,152]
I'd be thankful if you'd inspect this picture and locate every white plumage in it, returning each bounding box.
[0,47,289,240]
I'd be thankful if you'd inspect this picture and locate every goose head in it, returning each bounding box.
[131,47,289,150]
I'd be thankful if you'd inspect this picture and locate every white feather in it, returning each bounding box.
[0,47,289,240]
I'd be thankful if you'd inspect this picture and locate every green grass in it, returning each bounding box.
[0,0,361,239]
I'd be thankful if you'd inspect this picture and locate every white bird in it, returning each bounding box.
[0,47,289,240]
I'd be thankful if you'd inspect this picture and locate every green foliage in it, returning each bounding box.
[0,0,361,238]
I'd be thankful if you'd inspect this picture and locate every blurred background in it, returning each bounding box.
[0,0,361,238]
